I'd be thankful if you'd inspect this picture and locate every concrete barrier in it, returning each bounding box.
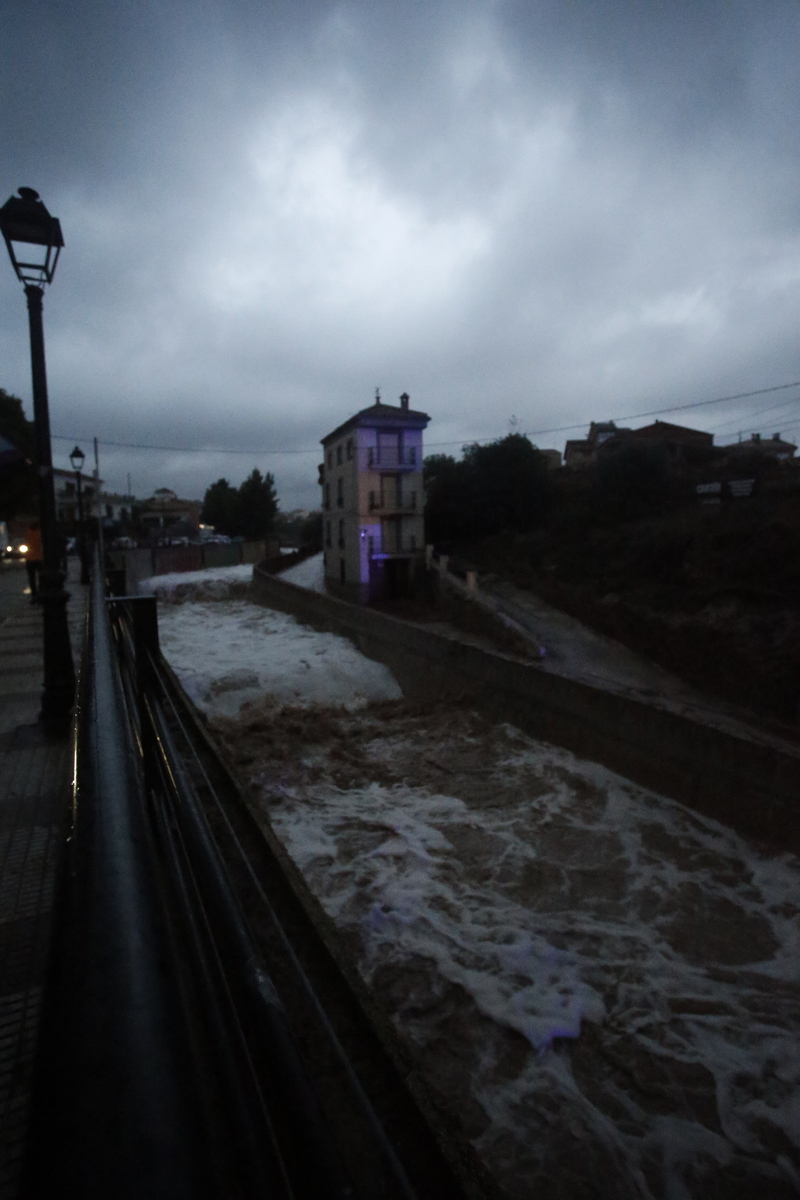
[117,541,267,592]
[251,565,800,853]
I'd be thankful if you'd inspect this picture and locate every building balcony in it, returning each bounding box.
[366,447,418,470]
[367,496,418,513]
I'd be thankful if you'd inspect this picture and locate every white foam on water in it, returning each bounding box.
[158,599,401,718]
[279,551,326,592]
[267,727,800,1197]
[138,563,254,601]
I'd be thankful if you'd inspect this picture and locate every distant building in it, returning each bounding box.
[138,488,201,534]
[540,448,562,471]
[719,432,796,463]
[565,419,715,471]
[564,421,631,469]
[100,492,136,525]
[320,392,430,602]
[54,467,101,525]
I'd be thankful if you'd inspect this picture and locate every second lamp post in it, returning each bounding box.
[69,445,90,584]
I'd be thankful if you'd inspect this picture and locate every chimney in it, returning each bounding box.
[752,432,761,442]
[400,392,409,411]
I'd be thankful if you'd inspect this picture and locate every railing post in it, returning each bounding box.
[131,596,160,784]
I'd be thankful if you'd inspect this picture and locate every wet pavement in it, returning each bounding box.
[0,562,87,1199]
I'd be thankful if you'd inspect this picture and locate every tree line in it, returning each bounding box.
[424,433,552,544]
[424,430,694,548]
[201,469,278,539]
[0,388,36,520]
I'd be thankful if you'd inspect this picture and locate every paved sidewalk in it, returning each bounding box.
[0,568,87,1199]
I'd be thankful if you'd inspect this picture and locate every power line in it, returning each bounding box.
[709,395,800,436]
[51,378,800,456]
[518,380,800,443]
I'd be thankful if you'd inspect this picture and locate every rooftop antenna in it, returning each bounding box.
[375,386,381,404]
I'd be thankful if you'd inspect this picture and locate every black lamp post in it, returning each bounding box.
[69,444,90,585]
[0,187,75,727]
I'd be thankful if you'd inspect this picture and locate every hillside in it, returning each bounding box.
[460,494,800,727]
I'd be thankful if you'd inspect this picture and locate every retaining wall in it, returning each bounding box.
[251,565,800,853]
[119,541,268,593]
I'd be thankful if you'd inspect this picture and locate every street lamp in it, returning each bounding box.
[69,444,90,585]
[0,188,74,727]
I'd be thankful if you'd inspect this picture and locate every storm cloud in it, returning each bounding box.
[2,1,799,506]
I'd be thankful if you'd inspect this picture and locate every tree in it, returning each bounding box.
[594,442,671,521]
[201,478,240,536]
[202,469,278,540]
[0,388,36,520]
[424,434,551,544]
[237,468,278,540]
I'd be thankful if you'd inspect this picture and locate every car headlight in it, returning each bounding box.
[5,546,11,553]
[19,544,28,554]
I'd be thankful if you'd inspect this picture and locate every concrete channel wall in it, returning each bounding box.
[252,565,800,853]
[118,540,269,594]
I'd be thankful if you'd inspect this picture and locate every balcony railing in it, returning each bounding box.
[368,496,417,512]
[366,447,417,469]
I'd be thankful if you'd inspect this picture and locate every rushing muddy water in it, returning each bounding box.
[218,701,800,1199]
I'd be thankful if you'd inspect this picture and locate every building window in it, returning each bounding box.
[325,483,330,509]
[337,444,342,465]
[368,536,374,557]
[340,559,346,584]
[409,446,416,464]
[328,450,333,468]
[410,491,417,509]
[369,490,376,510]
[346,438,354,460]
[337,477,344,506]
[325,520,331,547]
[410,534,416,550]
[338,519,345,548]
[367,446,374,466]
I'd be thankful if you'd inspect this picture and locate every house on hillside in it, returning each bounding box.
[564,419,716,473]
[564,421,631,469]
[606,420,716,470]
[320,392,430,602]
[718,432,796,464]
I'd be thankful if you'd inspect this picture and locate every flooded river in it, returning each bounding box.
[224,700,800,1200]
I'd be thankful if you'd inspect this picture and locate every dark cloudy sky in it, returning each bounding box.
[2,1,799,508]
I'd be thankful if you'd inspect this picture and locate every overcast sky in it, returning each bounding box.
[2,1,799,508]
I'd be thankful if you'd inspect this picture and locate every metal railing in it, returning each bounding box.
[365,447,417,469]
[23,549,354,1199]
[368,496,418,512]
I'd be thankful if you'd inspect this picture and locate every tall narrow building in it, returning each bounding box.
[320,392,430,602]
